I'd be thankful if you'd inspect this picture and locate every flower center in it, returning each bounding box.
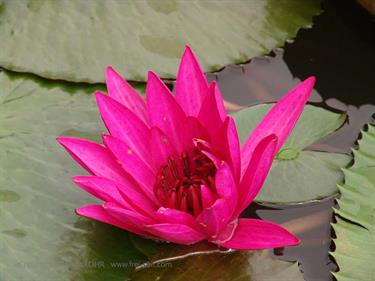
[154,149,217,216]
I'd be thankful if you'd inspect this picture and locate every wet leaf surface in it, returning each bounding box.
[131,250,304,281]
[233,104,351,203]
[0,0,320,82]
[0,70,148,281]
[332,124,375,281]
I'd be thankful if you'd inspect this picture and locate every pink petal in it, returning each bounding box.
[73,176,128,207]
[103,202,155,226]
[95,92,151,168]
[198,83,225,139]
[218,218,300,250]
[210,220,238,244]
[195,198,231,238]
[150,127,178,169]
[105,66,148,124]
[206,117,240,181]
[220,117,241,181]
[200,150,221,169]
[235,135,277,217]
[185,116,210,142]
[76,204,153,237]
[146,71,190,153]
[175,46,209,116]
[156,207,195,225]
[209,81,226,121]
[200,185,217,209]
[215,162,237,214]
[103,135,157,203]
[241,77,315,177]
[57,137,127,182]
[110,178,158,218]
[145,223,205,245]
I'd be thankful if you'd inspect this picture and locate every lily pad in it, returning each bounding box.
[233,104,351,203]
[331,124,375,281]
[0,0,320,83]
[0,70,156,281]
[131,250,304,281]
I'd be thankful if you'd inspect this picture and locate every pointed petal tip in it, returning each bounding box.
[297,76,316,95]
[75,205,95,217]
[56,136,74,146]
[305,76,316,85]
[72,175,85,183]
[147,70,158,80]
[181,45,201,66]
[209,80,218,87]
[105,66,122,80]
[105,65,115,74]
[94,91,107,102]
[183,44,193,55]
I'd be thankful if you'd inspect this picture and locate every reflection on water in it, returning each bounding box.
[244,199,336,281]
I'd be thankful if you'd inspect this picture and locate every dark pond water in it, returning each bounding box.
[204,0,374,280]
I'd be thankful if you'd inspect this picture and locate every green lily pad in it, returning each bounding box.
[0,70,155,281]
[331,124,375,281]
[131,250,304,281]
[0,0,320,83]
[233,104,351,203]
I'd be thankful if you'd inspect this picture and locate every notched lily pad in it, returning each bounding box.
[0,0,321,83]
[233,103,351,203]
[331,124,375,281]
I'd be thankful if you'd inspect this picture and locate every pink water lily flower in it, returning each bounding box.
[57,46,315,250]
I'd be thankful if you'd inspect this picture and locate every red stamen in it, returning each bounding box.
[154,149,217,216]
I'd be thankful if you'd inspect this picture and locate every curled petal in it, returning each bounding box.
[217,218,300,250]
[105,66,148,124]
[145,223,205,245]
[175,46,209,116]
[241,77,315,177]
[57,137,127,182]
[195,198,230,238]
